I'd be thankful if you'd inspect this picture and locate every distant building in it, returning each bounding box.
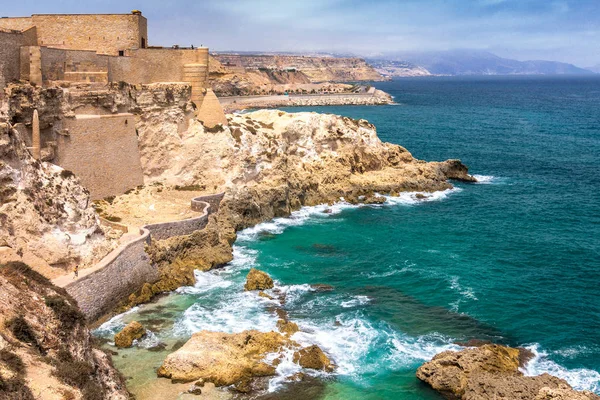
[0,10,226,127]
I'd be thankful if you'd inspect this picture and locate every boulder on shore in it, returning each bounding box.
[244,268,274,291]
[157,330,290,386]
[293,345,333,371]
[416,344,599,400]
[114,321,146,348]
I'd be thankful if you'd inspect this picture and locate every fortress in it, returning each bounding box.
[0,10,227,199]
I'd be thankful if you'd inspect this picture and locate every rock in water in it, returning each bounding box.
[157,330,289,385]
[114,321,146,348]
[277,319,299,336]
[293,345,333,371]
[244,268,274,291]
[416,344,600,400]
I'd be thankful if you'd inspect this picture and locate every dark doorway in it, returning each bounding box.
[141,37,146,48]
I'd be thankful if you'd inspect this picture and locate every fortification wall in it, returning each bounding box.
[40,47,109,83]
[33,14,146,56]
[56,113,144,199]
[0,14,147,56]
[66,228,154,322]
[110,48,209,84]
[0,30,25,93]
[64,193,224,321]
[0,17,34,32]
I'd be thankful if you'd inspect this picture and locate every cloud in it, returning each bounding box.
[2,0,599,66]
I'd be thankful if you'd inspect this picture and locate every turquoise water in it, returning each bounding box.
[97,76,600,399]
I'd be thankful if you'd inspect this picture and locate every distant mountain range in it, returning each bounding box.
[586,64,600,73]
[367,50,596,77]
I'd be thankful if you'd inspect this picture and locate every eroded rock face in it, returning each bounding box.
[156,330,289,386]
[417,344,599,400]
[0,262,128,399]
[0,123,115,278]
[114,321,146,348]
[293,345,333,371]
[244,268,274,291]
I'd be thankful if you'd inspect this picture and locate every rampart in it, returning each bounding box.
[63,193,225,322]
[0,28,36,93]
[0,13,147,55]
[56,113,145,200]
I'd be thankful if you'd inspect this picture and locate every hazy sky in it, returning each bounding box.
[4,0,600,66]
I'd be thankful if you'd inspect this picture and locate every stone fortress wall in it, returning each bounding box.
[0,10,227,200]
[57,114,145,200]
[65,193,225,322]
[0,13,147,56]
[0,28,37,93]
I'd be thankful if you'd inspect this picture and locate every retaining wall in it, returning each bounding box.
[64,193,225,322]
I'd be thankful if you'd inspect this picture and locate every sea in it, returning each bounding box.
[95,76,600,399]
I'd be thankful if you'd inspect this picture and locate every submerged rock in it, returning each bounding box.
[293,345,333,371]
[244,268,274,291]
[310,283,335,292]
[114,321,146,348]
[363,193,387,204]
[157,330,290,386]
[417,344,599,400]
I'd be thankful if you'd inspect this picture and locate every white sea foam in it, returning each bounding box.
[340,295,371,308]
[175,270,232,295]
[292,314,381,376]
[384,187,462,206]
[135,330,161,349]
[93,306,140,337]
[472,174,507,184]
[522,344,600,393]
[387,333,461,367]
[236,203,355,242]
[172,292,278,337]
[449,276,478,301]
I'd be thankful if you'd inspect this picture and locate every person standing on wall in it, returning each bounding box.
[73,264,79,279]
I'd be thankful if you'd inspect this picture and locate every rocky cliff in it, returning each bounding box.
[0,122,115,278]
[417,344,599,400]
[210,54,385,96]
[0,262,128,399]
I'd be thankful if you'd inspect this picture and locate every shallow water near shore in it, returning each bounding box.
[96,76,600,399]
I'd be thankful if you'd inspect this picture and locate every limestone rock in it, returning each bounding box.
[0,123,116,278]
[416,344,599,400]
[0,261,128,399]
[157,330,291,386]
[276,319,299,336]
[363,193,387,204]
[114,321,146,348]
[244,268,274,291]
[293,345,333,371]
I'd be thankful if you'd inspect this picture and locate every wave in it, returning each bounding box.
[522,344,600,394]
[175,270,232,295]
[236,188,462,243]
[384,187,462,206]
[93,306,140,337]
[472,174,508,185]
[236,202,355,242]
[172,291,279,337]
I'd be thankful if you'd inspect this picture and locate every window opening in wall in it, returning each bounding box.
[118,50,125,57]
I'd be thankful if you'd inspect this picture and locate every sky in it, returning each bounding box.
[4,0,600,67]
